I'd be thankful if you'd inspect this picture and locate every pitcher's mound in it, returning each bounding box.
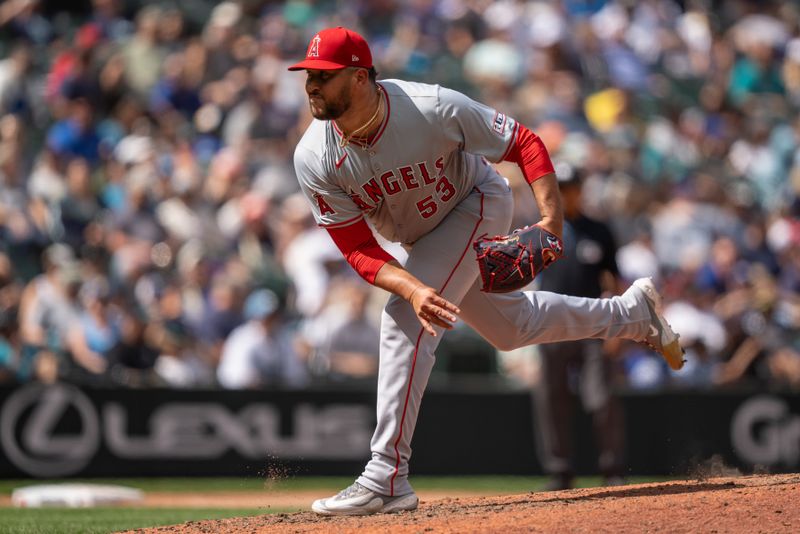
[126,473,800,533]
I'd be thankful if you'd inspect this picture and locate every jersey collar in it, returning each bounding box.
[332,83,391,150]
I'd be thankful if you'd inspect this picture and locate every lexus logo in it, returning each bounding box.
[1,385,371,477]
[1,383,99,477]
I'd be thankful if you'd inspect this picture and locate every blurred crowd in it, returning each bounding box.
[0,0,798,392]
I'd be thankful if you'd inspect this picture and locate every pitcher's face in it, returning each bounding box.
[304,68,356,120]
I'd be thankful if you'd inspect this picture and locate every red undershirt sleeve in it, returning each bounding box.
[502,124,555,184]
[326,219,396,284]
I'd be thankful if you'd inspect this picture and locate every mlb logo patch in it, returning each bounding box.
[492,112,507,134]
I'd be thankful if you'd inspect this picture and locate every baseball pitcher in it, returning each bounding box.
[289,27,684,516]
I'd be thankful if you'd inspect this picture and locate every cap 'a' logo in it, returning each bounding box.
[309,35,321,58]
[352,55,359,62]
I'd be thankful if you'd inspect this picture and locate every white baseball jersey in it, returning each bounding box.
[293,79,519,243]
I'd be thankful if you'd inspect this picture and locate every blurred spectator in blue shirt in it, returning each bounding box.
[46,98,101,165]
[218,288,308,389]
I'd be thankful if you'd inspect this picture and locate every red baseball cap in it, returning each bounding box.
[288,27,373,71]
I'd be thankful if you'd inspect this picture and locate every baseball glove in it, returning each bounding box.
[473,224,564,293]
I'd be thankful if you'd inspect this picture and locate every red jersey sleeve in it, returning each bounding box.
[326,219,396,284]
[502,124,555,184]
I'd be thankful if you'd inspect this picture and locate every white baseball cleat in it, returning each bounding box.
[311,482,419,516]
[630,277,685,371]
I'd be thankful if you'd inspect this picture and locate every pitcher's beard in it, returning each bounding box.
[309,89,351,120]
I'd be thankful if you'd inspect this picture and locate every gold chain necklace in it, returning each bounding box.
[339,86,383,148]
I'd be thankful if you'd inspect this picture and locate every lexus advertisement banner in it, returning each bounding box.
[0,384,798,478]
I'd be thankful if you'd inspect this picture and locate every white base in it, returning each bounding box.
[12,483,144,508]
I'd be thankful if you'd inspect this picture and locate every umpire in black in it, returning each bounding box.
[533,162,625,490]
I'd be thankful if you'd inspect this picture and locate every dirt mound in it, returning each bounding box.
[123,473,800,534]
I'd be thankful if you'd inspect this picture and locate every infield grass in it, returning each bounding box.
[0,507,275,534]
